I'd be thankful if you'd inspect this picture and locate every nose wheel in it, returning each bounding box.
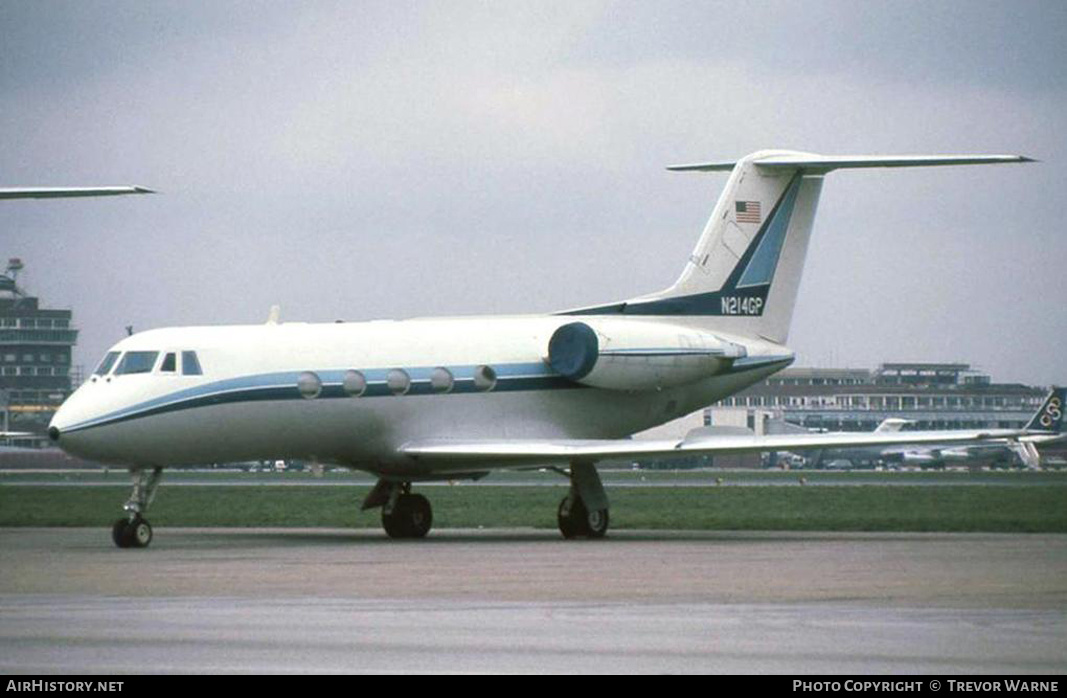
[112,516,153,548]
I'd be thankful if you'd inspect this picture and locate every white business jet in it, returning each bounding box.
[46,150,1043,547]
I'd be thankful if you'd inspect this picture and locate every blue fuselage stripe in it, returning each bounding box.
[61,356,792,434]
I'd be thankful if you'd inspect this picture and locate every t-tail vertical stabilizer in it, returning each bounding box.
[563,151,1031,345]
[1027,387,1065,433]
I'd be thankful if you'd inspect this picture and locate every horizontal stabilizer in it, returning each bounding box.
[668,153,1033,173]
[0,186,155,200]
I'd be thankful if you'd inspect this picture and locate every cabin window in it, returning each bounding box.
[473,365,497,392]
[430,367,454,393]
[93,351,121,376]
[297,371,322,399]
[160,353,177,373]
[343,370,367,397]
[115,351,160,375]
[182,351,203,376]
[387,369,411,395]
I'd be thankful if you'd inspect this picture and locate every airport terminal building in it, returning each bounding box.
[0,259,78,442]
[709,362,1046,434]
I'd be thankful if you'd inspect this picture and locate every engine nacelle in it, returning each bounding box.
[546,320,747,391]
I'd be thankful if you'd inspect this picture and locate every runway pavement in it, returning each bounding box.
[1,528,1065,673]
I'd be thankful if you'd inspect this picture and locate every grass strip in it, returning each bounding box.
[2,484,1066,532]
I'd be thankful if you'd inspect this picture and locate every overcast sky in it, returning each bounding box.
[2,0,1064,386]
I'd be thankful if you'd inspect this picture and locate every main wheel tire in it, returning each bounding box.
[558,496,609,539]
[402,494,433,538]
[112,518,131,548]
[382,507,408,538]
[382,494,433,539]
[558,496,585,539]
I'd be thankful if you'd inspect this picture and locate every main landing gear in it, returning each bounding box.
[112,467,163,549]
[556,462,610,539]
[363,480,433,539]
[362,462,611,541]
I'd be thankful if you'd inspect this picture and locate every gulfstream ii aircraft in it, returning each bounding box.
[47,150,1043,548]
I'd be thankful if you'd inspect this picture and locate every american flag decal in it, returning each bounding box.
[735,200,761,224]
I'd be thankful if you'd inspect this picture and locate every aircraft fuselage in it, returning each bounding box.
[50,314,792,475]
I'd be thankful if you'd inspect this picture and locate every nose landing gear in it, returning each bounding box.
[111,467,163,549]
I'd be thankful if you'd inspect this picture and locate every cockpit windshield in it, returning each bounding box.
[114,351,160,375]
[182,351,203,375]
[93,351,121,376]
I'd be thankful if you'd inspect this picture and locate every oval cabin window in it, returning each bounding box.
[430,367,454,393]
[387,369,411,395]
[343,370,367,397]
[297,371,323,399]
[473,365,497,392]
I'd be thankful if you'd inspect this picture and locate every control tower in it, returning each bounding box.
[0,259,78,442]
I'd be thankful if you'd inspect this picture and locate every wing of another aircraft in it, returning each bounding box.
[400,428,1027,468]
[0,186,154,200]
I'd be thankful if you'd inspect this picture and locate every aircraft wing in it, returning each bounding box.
[400,428,1027,467]
[0,186,154,200]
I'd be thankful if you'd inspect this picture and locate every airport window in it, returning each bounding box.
[343,370,367,397]
[430,367,454,393]
[473,365,497,392]
[181,351,203,376]
[387,369,411,395]
[297,371,323,399]
[160,353,177,373]
[93,351,121,376]
[115,351,160,375]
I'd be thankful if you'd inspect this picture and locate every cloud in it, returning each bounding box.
[1,1,1063,385]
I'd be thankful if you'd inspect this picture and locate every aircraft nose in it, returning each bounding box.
[48,400,85,454]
